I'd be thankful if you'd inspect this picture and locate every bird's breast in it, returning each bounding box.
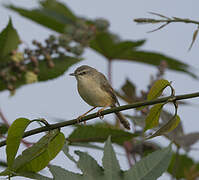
[77,78,113,107]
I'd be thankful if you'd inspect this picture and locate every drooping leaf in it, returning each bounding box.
[70,142,104,151]
[49,165,83,180]
[47,137,173,180]
[15,172,52,180]
[6,0,77,34]
[40,0,77,22]
[174,132,199,151]
[124,145,172,180]
[125,115,146,127]
[11,130,65,173]
[90,32,145,59]
[36,56,81,81]
[147,79,170,101]
[168,153,199,179]
[0,56,81,92]
[62,141,76,163]
[90,32,197,78]
[67,124,136,145]
[6,118,31,168]
[144,103,164,132]
[75,151,103,180]
[147,115,181,139]
[115,79,137,103]
[188,27,199,51]
[161,110,184,137]
[0,18,20,62]
[103,136,120,180]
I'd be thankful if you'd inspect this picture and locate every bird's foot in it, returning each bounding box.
[77,115,86,125]
[97,110,104,120]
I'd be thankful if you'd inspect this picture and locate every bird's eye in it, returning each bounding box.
[80,71,86,75]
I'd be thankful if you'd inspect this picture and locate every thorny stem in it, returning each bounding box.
[0,91,199,148]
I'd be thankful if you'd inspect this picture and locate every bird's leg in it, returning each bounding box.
[97,105,110,120]
[77,106,97,124]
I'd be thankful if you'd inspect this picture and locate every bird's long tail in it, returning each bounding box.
[114,111,130,130]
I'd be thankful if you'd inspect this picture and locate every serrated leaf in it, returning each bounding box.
[0,18,20,61]
[147,79,170,100]
[174,132,199,151]
[168,153,199,179]
[62,141,76,163]
[124,145,172,180]
[144,104,164,132]
[6,1,77,34]
[70,142,104,151]
[36,56,81,81]
[67,124,136,145]
[0,56,81,92]
[122,79,136,100]
[6,118,31,168]
[75,151,103,180]
[15,172,52,180]
[40,0,76,22]
[90,32,145,59]
[49,165,83,180]
[147,115,181,139]
[90,32,197,78]
[103,136,121,180]
[125,115,146,127]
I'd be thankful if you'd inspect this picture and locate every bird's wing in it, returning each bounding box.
[99,73,120,106]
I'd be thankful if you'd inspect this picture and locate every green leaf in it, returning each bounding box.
[75,151,103,180]
[62,141,76,163]
[36,56,81,81]
[90,32,197,78]
[144,104,164,132]
[15,172,52,180]
[168,153,199,179]
[0,18,20,61]
[49,165,83,180]
[67,124,136,145]
[188,27,199,51]
[125,115,146,127]
[6,118,31,168]
[103,136,120,180]
[147,115,181,139]
[40,0,76,22]
[6,2,76,34]
[70,142,104,151]
[0,123,9,135]
[12,130,65,173]
[90,32,145,59]
[147,79,170,100]
[116,79,137,104]
[124,145,172,180]
[0,56,81,92]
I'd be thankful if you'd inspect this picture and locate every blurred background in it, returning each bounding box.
[0,0,199,179]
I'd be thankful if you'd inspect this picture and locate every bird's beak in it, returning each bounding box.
[69,73,76,76]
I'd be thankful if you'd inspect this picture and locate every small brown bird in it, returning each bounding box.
[70,65,130,130]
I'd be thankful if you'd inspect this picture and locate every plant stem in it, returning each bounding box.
[0,91,199,148]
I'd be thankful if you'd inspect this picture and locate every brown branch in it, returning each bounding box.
[0,91,199,148]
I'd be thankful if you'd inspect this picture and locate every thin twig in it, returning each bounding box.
[0,91,199,148]
[0,108,9,126]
